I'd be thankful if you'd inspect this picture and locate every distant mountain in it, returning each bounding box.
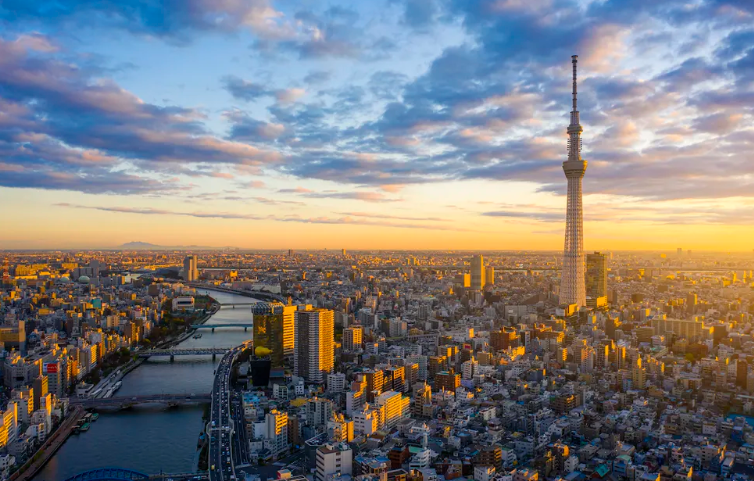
[117,241,235,250]
[119,241,161,249]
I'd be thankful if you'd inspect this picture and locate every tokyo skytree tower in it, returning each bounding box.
[560,55,587,308]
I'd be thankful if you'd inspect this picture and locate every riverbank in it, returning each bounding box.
[31,289,253,481]
[10,406,85,481]
[23,297,222,479]
[86,297,220,398]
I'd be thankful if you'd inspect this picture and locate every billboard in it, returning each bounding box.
[43,363,58,374]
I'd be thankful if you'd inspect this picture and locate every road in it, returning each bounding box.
[208,343,250,481]
[230,390,249,467]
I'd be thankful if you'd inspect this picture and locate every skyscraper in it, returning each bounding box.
[560,55,587,308]
[183,255,198,282]
[294,308,334,383]
[470,254,485,290]
[586,252,607,300]
[343,326,363,352]
[252,302,297,366]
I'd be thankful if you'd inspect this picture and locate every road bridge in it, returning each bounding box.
[70,393,211,409]
[62,469,208,481]
[149,474,208,481]
[187,283,285,303]
[190,323,253,332]
[219,303,257,308]
[137,347,229,361]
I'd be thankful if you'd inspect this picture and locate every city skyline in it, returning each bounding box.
[2,0,754,251]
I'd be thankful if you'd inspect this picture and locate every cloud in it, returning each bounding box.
[401,0,440,29]
[55,203,466,230]
[276,88,306,104]
[482,210,564,222]
[0,35,282,194]
[278,186,313,194]
[5,0,754,209]
[338,212,446,221]
[222,76,272,101]
[251,197,305,206]
[303,70,331,85]
[0,0,291,42]
[225,113,286,142]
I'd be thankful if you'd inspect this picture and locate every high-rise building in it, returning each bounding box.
[375,390,410,429]
[586,252,607,302]
[471,255,485,290]
[412,382,432,418]
[343,326,363,352]
[294,308,334,383]
[364,369,384,402]
[560,55,587,308]
[265,409,289,457]
[485,266,495,285]
[306,397,334,428]
[252,302,297,366]
[182,255,199,282]
[580,346,594,373]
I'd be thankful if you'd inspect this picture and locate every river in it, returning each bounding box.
[33,289,256,481]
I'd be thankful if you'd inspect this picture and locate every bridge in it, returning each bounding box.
[219,303,257,308]
[188,283,286,303]
[70,393,211,409]
[62,468,208,481]
[137,347,229,361]
[190,323,254,332]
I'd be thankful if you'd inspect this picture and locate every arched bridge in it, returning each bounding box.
[62,467,149,481]
[63,468,208,481]
[70,393,211,409]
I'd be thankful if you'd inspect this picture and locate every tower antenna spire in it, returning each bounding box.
[572,55,578,111]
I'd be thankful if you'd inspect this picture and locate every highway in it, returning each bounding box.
[208,343,251,481]
[230,389,250,467]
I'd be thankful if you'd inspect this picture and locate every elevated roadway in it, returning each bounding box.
[208,343,250,481]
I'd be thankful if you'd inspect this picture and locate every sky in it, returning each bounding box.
[1,0,754,251]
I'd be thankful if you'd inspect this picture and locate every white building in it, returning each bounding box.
[353,405,379,436]
[474,466,496,481]
[315,443,353,481]
[327,373,346,393]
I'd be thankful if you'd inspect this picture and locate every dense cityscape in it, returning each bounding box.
[2,0,754,481]
[0,246,753,481]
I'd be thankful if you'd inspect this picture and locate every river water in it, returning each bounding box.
[33,289,256,481]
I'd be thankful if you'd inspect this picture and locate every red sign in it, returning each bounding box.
[43,363,58,374]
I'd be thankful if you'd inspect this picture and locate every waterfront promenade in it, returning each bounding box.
[12,406,85,481]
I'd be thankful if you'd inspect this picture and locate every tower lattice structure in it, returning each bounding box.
[560,55,587,308]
